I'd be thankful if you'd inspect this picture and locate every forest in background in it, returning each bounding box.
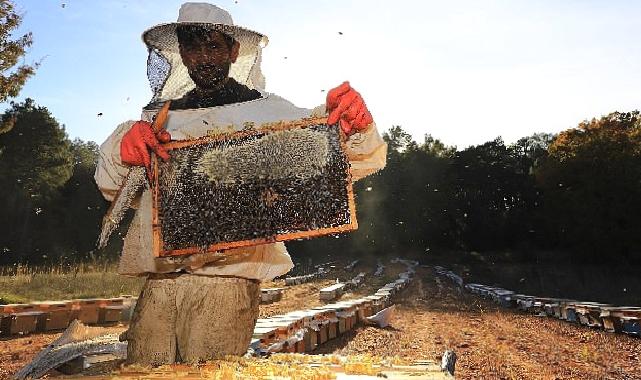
[2,0,641,269]
[2,98,641,267]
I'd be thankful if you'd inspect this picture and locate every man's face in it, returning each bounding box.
[178,29,240,90]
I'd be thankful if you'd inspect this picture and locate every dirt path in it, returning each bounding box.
[316,266,641,379]
[259,260,407,317]
[2,265,640,379]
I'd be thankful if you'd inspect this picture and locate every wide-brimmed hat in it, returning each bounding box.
[141,3,268,102]
[142,2,268,53]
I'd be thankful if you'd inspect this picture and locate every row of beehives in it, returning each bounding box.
[432,266,463,287]
[1,287,291,337]
[345,260,359,271]
[433,266,641,337]
[284,266,329,286]
[374,260,385,276]
[319,272,367,301]
[0,297,137,337]
[250,260,418,354]
[349,271,367,286]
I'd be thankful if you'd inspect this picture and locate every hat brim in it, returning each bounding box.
[142,22,268,53]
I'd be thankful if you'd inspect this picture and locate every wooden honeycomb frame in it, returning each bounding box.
[151,117,358,257]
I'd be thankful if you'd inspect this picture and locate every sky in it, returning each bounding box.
[4,0,641,149]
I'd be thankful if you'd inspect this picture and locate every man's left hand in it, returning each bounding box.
[326,81,373,136]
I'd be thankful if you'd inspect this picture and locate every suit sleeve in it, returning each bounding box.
[310,104,387,182]
[94,120,136,201]
[344,122,387,181]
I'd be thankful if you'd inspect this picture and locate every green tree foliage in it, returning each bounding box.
[1,105,640,267]
[384,125,414,154]
[380,130,456,253]
[55,139,109,259]
[445,134,556,255]
[535,112,641,262]
[510,133,555,249]
[0,100,110,265]
[0,0,38,103]
[0,99,73,262]
[450,138,519,250]
[513,133,555,175]
[0,99,73,199]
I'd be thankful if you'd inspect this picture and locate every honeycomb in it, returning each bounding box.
[153,122,355,256]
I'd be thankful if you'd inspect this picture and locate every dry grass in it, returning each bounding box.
[0,262,144,303]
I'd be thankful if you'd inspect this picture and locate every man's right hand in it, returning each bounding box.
[120,121,171,172]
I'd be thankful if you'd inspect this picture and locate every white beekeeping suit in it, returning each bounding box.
[94,2,387,366]
[95,5,387,282]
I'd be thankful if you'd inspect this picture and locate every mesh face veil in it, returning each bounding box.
[144,22,268,106]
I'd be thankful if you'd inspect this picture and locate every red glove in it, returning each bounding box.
[120,121,171,175]
[326,81,373,136]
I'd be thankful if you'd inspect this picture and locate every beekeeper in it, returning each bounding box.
[95,2,387,365]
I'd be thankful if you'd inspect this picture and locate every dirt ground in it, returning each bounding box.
[316,267,641,380]
[2,265,640,379]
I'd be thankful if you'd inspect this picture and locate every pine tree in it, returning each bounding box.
[0,0,38,103]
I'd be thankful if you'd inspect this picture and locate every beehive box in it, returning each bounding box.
[6,311,43,335]
[333,304,358,332]
[2,303,39,314]
[341,300,367,323]
[562,303,578,323]
[327,319,338,339]
[33,301,73,331]
[548,299,575,319]
[573,302,610,328]
[320,283,346,301]
[260,287,285,304]
[529,297,560,315]
[151,117,357,257]
[294,339,306,353]
[365,295,387,314]
[312,308,338,321]
[1,304,43,336]
[515,295,536,312]
[254,321,288,341]
[621,317,641,335]
[336,300,360,326]
[99,305,125,324]
[318,323,329,344]
[283,310,315,328]
[256,317,301,341]
[544,300,562,318]
[252,325,280,346]
[600,307,641,334]
[275,315,305,331]
[0,315,10,336]
[491,290,515,308]
[354,299,374,320]
[70,299,105,325]
[303,326,318,351]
